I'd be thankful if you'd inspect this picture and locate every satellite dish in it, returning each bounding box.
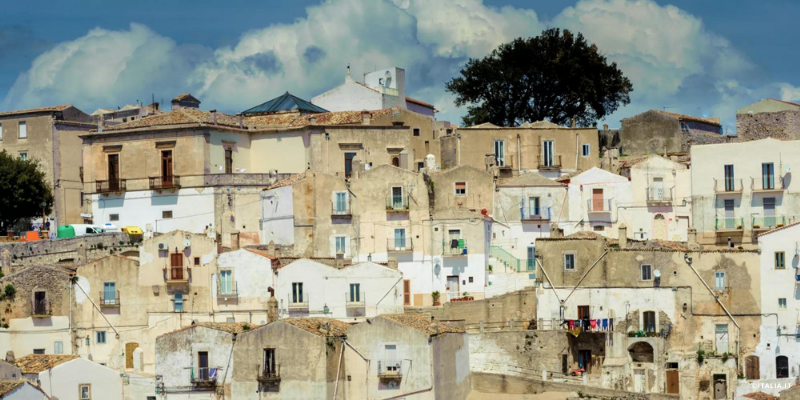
[653,270,662,278]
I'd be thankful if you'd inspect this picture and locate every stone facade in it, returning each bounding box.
[736,110,800,142]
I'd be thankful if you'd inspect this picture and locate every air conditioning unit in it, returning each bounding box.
[158,243,168,251]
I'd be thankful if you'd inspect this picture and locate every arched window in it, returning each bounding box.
[392,157,400,167]
[776,355,789,378]
[628,342,654,363]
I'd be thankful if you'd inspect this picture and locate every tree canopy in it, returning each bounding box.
[0,150,53,230]
[446,28,633,127]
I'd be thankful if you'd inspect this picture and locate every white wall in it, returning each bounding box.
[0,317,71,360]
[215,249,274,300]
[565,167,632,238]
[39,358,122,400]
[92,187,215,234]
[156,327,234,394]
[261,186,294,245]
[7,383,47,399]
[311,80,385,112]
[275,259,403,320]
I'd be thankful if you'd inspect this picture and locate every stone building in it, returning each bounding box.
[736,98,800,142]
[611,110,727,157]
[0,105,96,227]
[534,233,761,399]
[563,167,632,238]
[442,121,599,179]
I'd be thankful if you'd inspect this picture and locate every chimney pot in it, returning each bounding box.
[618,224,628,248]
[361,111,371,125]
[603,124,608,131]
[236,113,244,129]
[210,109,218,125]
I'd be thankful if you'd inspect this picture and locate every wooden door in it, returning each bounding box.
[446,276,459,300]
[403,280,410,306]
[125,343,139,369]
[634,369,645,393]
[161,150,173,184]
[224,149,233,174]
[592,189,604,211]
[108,154,120,190]
[666,370,679,394]
[745,355,760,380]
[578,305,590,320]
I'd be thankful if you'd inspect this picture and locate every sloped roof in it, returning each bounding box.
[497,172,564,187]
[264,172,306,190]
[757,220,800,238]
[242,92,328,115]
[283,318,350,337]
[0,381,23,396]
[0,105,72,118]
[15,354,79,374]
[101,107,239,131]
[652,110,721,127]
[159,322,260,338]
[405,97,435,110]
[467,122,500,128]
[767,98,800,108]
[519,120,563,129]
[379,314,464,336]
[172,93,200,103]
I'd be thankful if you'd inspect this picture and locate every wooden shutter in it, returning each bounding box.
[403,280,411,306]
[170,253,183,267]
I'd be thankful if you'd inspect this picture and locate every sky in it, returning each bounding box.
[2,0,799,133]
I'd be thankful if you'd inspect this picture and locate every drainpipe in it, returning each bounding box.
[332,339,345,400]
[457,134,461,166]
[325,132,330,174]
[517,133,521,173]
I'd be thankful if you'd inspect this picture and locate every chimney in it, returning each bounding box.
[387,257,398,270]
[236,113,244,129]
[319,322,331,335]
[309,116,317,125]
[687,228,701,250]
[267,241,276,257]
[210,109,218,125]
[98,117,104,133]
[5,351,14,363]
[267,288,279,323]
[571,117,577,128]
[618,224,628,248]
[603,124,608,131]
[361,110,371,125]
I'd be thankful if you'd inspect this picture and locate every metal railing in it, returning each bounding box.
[490,246,520,271]
[443,239,468,256]
[331,201,351,216]
[287,294,309,310]
[217,280,238,299]
[751,176,785,192]
[714,178,743,193]
[346,292,365,307]
[149,175,180,190]
[387,238,413,252]
[538,155,562,170]
[646,187,672,203]
[31,299,51,317]
[752,216,786,231]
[378,360,403,378]
[386,195,410,212]
[715,217,744,231]
[96,179,126,193]
[586,199,613,212]
[191,367,218,384]
[99,291,120,307]
[164,266,189,283]
[257,365,281,383]
[521,206,551,221]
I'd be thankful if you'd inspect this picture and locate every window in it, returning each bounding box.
[762,163,775,189]
[193,257,200,266]
[542,140,555,167]
[162,210,173,219]
[262,348,277,377]
[384,344,398,371]
[778,298,787,309]
[97,331,106,344]
[642,311,656,333]
[593,225,605,232]
[344,152,356,177]
[526,247,536,271]
[564,253,575,270]
[494,140,505,166]
[390,186,404,209]
[714,271,726,290]
[54,341,63,354]
[763,197,776,227]
[680,122,689,132]
[349,283,361,302]
[291,282,304,303]
[724,165,735,191]
[33,349,45,355]
[582,144,590,157]
[109,214,119,222]
[224,148,233,174]
[775,252,785,269]
[220,270,232,294]
[528,197,540,218]
[393,229,406,249]
[79,384,91,400]
[18,122,26,138]
[19,152,27,161]
[641,264,652,281]
[777,356,789,378]
[469,276,474,283]
[413,128,420,136]
[173,293,183,312]
[103,282,116,305]
[455,182,466,195]
[334,192,348,213]
[417,162,424,171]
[226,317,235,323]
[335,236,346,255]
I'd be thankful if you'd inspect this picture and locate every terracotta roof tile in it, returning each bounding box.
[743,391,779,400]
[379,314,465,336]
[0,105,72,118]
[101,108,239,132]
[653,110,721,127]
[283,318,350,337]
[15,354,79,374]
[0,381,23,396]
[264,172,305,190]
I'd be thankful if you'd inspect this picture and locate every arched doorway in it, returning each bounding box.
[653,214,667,240]
[628,341,654,363]
[776,355,789,378]
[391,157,400,167]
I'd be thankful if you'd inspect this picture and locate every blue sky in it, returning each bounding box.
[2,0,799,132]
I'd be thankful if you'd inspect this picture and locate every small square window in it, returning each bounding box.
[413,128,420,136]
[775,252,785,269]
[19,152,27,162]
[417,162,424,171]
[468,276,474,283]
[593,225,605,232]
[33,349,45,355]
[194,257,200,266]
[54,341,63,354]
[162,210,173,219]
[641,264,652,281]
[564,253,575,270]
[109,214,119,222]
[97,331,106,344]
[779,298,787,309]
[79,384,91,400]
[455,182,466,195]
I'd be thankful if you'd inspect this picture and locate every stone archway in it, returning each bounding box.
[628,341,654,363]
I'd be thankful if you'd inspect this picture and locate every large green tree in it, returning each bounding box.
[0,150,53,230]
[446,28,633,127]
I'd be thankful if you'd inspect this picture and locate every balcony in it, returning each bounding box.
[217,280,238,300]
[714,178,743,195]
[96,179,126,194]
[191,367,218,388]
[164,267,190,284]
[715,217,744,233]
[751,177,785,193]
[386,195,410,212]
[31,299,51,318]
[752,216,786,233]
[287,294,309,312]
[149,175,180,191]
[346,292,366,309]
[443,239,468,256]
[521,207,551,222]
[257,366,281,385]
[378,360,403,380]
[538,155,562,171]
[646,187,672,205]
[331,202,352,218]
[99,291,120,308]
[586,199,612,214]
[387,238,413,253]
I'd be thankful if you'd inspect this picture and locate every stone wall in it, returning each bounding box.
[737,110,800,142]
[405,288,536,325]
[0,233,134,268]
[469,330,568,376]
[680,130,731,151]
[471,372,679,400]
[0,264,71,319]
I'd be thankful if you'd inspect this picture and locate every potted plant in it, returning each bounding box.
[432,291,441,306]
[753,224,760,229]
[488,265,493,272]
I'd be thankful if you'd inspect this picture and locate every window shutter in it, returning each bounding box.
[171,253,183,267]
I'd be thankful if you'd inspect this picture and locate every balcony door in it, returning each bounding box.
[394,229,406,250]
[220,270,232,294]
[104,283,116,305]
[542,140,554,167]
[161,150,173,185]
[34,291,46,315]
[391,187,404,209]
[724,165,734,191]
[652,177,664,200]
[108,154,120,190]
[494,140,505,167]
[592,189,604,211]
[529,197,540,218]
[224,149,233,174]
[198,351,209,380]
[762,163,775,190]
[764,198,776,227]
[724,199,735,229]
